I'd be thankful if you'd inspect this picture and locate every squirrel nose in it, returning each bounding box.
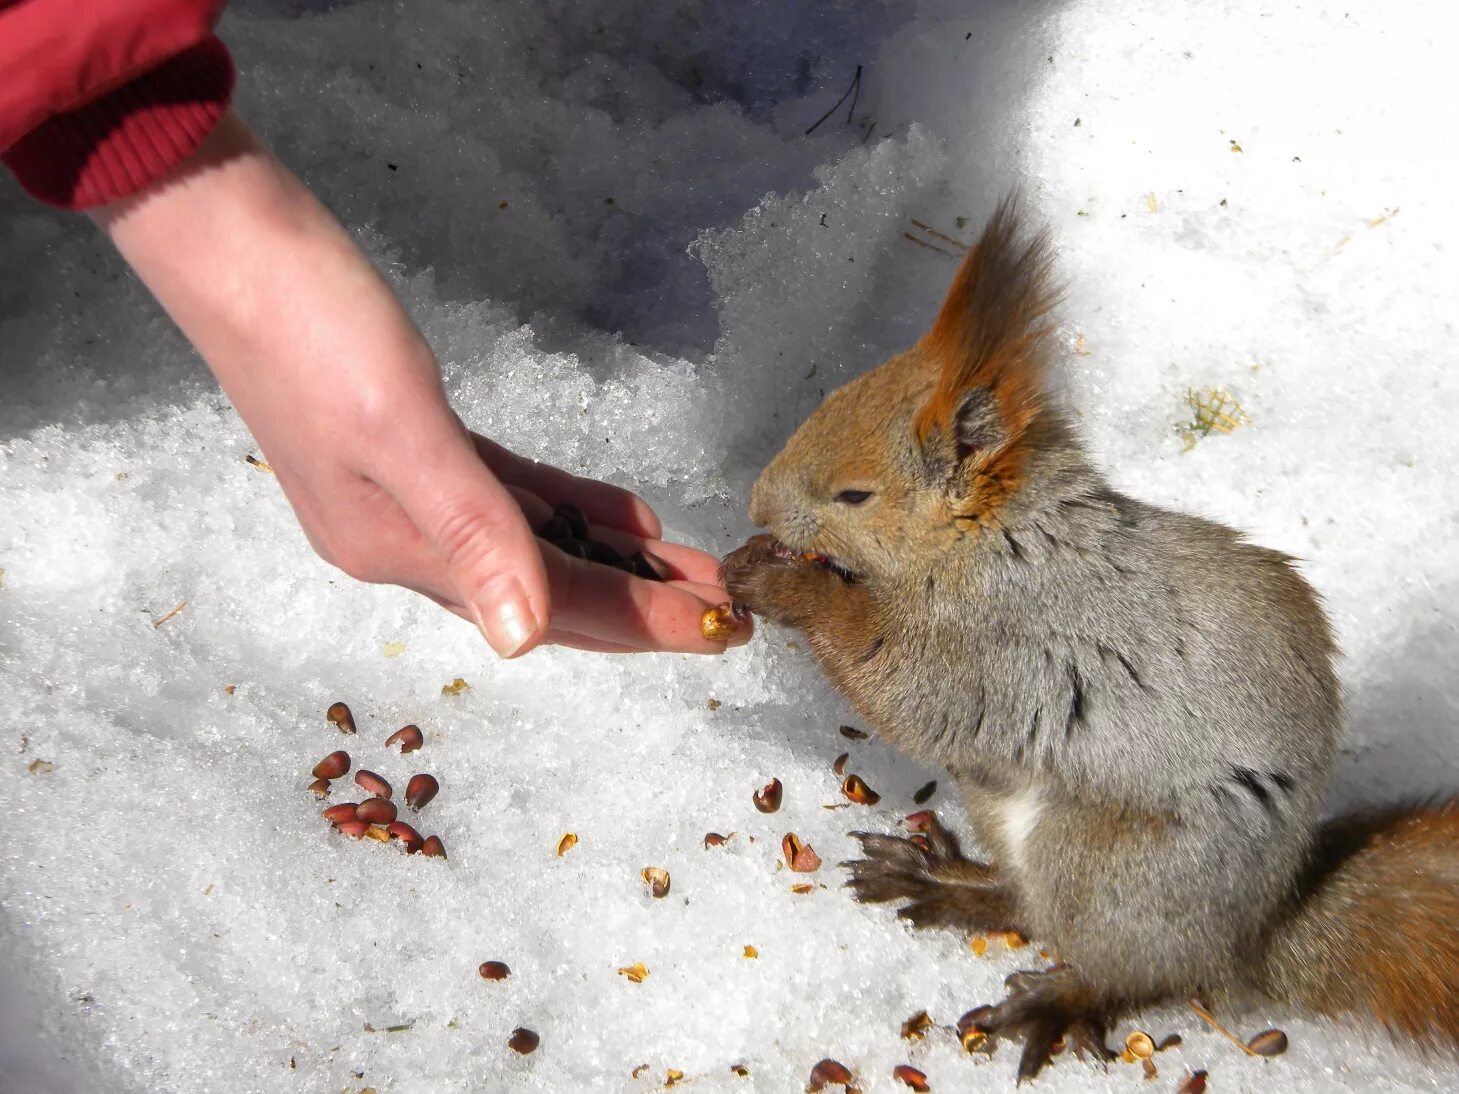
[748,475,779,528]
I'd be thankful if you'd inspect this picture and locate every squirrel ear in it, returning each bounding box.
[952,386,1007,461]
[912,196,1057,456]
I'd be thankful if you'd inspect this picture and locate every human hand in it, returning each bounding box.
[92,109,744,656]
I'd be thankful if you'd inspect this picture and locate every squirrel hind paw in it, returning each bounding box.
[964,968,1118,1083]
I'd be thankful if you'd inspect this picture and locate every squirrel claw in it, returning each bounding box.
[843,826,1015,933]
[962,966,1118,1083]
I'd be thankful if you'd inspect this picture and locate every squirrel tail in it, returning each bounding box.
[1258,798,1459,1047]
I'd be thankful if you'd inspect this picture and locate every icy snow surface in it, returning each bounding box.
[3,0,1458,1091]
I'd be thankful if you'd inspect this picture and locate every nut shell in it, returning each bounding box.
[478,961,511,981]
[904,810,935,831]
[900,1011,933,1041]
[421,834,447,859]
[1124,1031,1155,1059]
[807,1059,853,1090]
[841,773,881,806]
[700,604,738,641]
[642,866,671,898]
[752,778,783,814]
[781,833,822,873]
[892,1065,930,1092]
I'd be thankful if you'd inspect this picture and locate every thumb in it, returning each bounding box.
[392,438,551,658]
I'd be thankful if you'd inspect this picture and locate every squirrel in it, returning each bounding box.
[720,197,1459,1082]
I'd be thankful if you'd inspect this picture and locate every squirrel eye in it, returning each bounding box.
[835,489,873,505]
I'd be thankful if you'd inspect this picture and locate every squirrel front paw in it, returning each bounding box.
[719,534,838,629]
[845,812,1019,933]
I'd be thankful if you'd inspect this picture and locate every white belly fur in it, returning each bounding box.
[995,787,1045,874]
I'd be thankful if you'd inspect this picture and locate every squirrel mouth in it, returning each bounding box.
[771,540,856,582]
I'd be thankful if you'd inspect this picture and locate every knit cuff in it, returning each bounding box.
[1,35,234,210]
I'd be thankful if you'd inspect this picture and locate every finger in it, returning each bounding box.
[389,435,550,658]
[419,588,649,653]
[541,629,645,654]
[469,431,662,538]
[539,546,750,654]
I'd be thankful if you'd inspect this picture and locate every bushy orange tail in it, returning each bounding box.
[1260,800,1459,1047]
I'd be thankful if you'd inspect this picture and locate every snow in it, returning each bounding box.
[3,0,1457,1090]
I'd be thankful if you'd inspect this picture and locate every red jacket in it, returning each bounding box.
[0,0,234,209]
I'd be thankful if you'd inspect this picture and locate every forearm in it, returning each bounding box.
[91,109,447,450]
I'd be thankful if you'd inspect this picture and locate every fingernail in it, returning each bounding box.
[473,580,539,658]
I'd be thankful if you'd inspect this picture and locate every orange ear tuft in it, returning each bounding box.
[912,196,1058,450]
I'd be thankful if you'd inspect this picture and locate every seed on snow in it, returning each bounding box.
[355,770,392,799]
[384,724,424,753]
[508,1027,540,1055]
[322,803,359,826]
[387,821,424,853]
[312,750,350,780]
[326,702,356,734]
[1247,1029,1289,1056]
[356,798,397,825]
[405,773,439,811]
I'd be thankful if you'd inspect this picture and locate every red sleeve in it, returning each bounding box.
[0,0,234,210]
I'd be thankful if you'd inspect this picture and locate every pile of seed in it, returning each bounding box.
[538,502,670,581]
[307,702,446,858]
